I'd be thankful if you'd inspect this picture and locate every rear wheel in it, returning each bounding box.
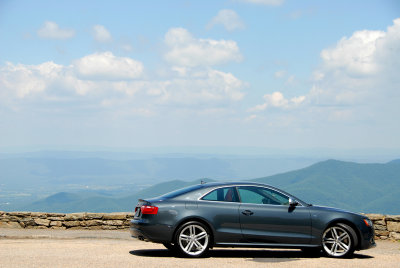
[322,223,356,258]
[174,221,210,258]
[162,243,176,251]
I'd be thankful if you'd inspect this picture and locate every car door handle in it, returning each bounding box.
[242,210,254,216]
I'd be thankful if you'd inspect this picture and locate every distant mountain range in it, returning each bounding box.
[16,159,400,214]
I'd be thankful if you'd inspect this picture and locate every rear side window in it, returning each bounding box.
[201,187,239,202]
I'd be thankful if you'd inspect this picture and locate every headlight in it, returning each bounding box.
[363,218,373,227]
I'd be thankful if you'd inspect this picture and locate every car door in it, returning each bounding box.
[199,186,242,243]
[238,186,312,245]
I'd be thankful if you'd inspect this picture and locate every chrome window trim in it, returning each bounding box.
[198,184,303,207]
[199,186,240,203]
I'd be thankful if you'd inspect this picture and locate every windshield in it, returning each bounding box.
[159,184,204,199]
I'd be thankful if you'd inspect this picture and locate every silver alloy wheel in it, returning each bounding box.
[178,224,209,256]
[322,226,352,257]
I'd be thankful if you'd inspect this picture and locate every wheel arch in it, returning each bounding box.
[172,216,215,246]
[324,219,361,249]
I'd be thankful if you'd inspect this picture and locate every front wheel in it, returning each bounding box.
[322,223,356,258]
[174,221,211,258]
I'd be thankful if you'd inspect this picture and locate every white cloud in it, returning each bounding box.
[239,0,284,6]
[144,69,245,104]
[73,52,144,80]
[0,61,63,98]
[37,21,75,40]
[250,91,305,111]
[0,53,245,109]
[164,28,242,67]
[320,30,385,76]
[92,25,112,42]
[310,18,400,107]
[207,9,245,32]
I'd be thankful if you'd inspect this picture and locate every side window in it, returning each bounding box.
[201,187,239,202]
[237,186,289,205]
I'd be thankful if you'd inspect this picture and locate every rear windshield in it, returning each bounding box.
[159,184,204,199]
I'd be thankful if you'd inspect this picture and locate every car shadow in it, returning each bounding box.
[129,248,373,260]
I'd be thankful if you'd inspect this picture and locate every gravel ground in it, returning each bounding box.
[0,228,399,268]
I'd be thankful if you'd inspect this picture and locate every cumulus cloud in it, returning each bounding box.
[73,52,144,80]
[239,0,284,6]
[207,9,245,32]
[150,69,245,104]
[0,61,63,98]
[0,52,245,110]
[164,28,242,67]
[250,91,305,111]
[37,21,75,40]
[92,25,112,42]
[320,30,385,76]
[310,18,400,107]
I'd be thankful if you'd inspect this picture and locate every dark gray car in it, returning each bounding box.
[130,182,375,258]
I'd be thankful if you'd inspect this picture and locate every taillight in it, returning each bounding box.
[141,205,158,215]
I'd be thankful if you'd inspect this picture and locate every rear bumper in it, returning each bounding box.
[130,219,174,243]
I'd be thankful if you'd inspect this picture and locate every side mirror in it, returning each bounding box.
[289,198,298,207]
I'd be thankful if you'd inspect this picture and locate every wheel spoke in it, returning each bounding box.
[333,242,338,254]
[193,240,203,250]
[338,241,349,251]
[332,228,339,240]
[338,233,349,242]
[195,232,207,240]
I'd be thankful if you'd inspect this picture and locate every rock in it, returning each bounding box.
[34,218,50,227]
[83,220,102,227]
[88,225,104,230]
[31,212,47,218]
[64,213,84,221]
[0,221,22,228]
[104,220,124,226]
[46,213,65,217]
[51,226,66,230]
[102,214,127,220]
[84,213,104,220]
[374,224,387,231]
[366,214,384,221]
[8,212,31,217]
[47,217,64,221]
[63,221,81,227]
[20,218,36,227]
[385,215,400,222]
[375,230,389,236]
[387,221,400,232]
[102,225,118,230]
[380,236,388,240]
[50,221,63,227]
[374,220,386,225]
[389,232,400,240]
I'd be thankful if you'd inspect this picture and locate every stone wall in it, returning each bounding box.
[0,211,399,240]
[368,214,400,240]
[0,211,134,230]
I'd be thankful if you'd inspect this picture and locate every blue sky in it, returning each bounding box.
[0,0,399,153]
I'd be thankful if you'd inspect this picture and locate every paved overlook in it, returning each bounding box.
[0,229,400,268]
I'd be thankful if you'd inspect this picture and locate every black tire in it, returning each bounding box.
[321,223,356,258]
[162,243,177,251]
[301,247,322,256]
[174,221,211,258]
